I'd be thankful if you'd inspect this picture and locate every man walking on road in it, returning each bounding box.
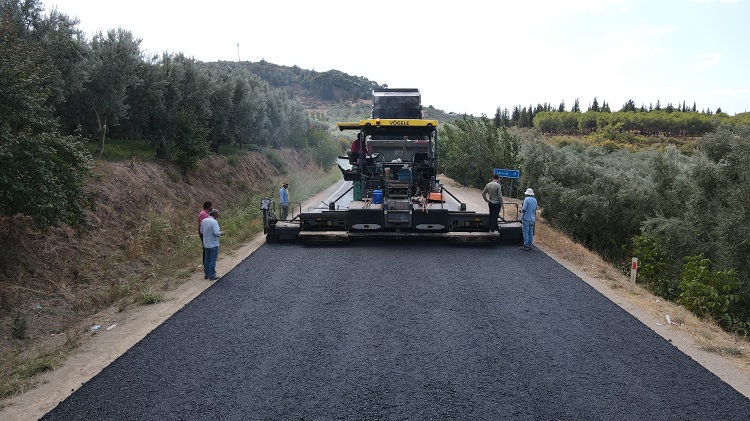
[520,188,538,251]
[482,174,503,233]
[200,209,224,280]
[279,181,289,220]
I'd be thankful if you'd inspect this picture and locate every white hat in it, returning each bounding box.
[525,188,535,196]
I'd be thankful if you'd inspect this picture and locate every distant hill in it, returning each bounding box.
[202,60,377,108]
[201,60,465,125]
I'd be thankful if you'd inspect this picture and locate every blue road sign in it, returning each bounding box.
[493,168,520,179]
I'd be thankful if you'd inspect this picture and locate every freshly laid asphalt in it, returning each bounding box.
[43,241,750,420]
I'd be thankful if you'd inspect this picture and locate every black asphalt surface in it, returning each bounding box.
[43,241,750,420]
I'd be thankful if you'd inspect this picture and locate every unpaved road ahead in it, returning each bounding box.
[42,239,750,420]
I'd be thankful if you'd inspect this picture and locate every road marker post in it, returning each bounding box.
[629,257,638,291]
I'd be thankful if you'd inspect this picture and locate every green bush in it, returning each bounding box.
[0,133,93,229]
[632,235,679,300]
[679,255,743,332]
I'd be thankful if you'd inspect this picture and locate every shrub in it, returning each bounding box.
[0,133,93,229]
[11,312,26,339]
[137,287,162,305]
[679,255,743,332]
[632,235,679,300]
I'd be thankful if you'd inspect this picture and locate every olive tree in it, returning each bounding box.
[84,28,142,158]
[0,1,92,229]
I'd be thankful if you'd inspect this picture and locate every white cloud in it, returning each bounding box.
[711,88,750,97]
[650,25,679,36]
[600,25,669,64]
[695,52,722,70]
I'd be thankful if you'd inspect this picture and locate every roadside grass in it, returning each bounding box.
[263,150,288,174]
[219,165,340,250]
[221,143,261,157]
[85,139,155,161]
[137,287,162,305]
[0,354,61,401]
[107,163,340,298]
[273,165,341,215]
[85,139,261,163]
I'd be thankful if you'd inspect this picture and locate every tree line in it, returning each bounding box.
[1,0,338,229]
[440,116,750,335]
[211,61,380,103]
[494,98,750,138]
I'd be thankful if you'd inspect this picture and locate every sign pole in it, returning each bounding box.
[629,257,638,291]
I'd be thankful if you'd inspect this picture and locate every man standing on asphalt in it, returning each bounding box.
[200,209,224,280]
[198,201,212,266]
[482,174,503,233]
[520,188,538,251]
[279,181,289,220]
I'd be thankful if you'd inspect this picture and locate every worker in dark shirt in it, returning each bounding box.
[482,174,503,233]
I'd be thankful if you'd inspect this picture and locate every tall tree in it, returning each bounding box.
[0,1,92,229]
[494,106,503,127]
[144,53,211,169]
[589,97,600,112]
[33,7,89,125]
[84,28,142,158]
[572,98,581,113]
[0,4,53,134]
[510,106,520,126]
[518,107,531,128]
[439,116,519,188]
[621,99,636,112]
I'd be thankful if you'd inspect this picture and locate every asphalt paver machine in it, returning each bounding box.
[261,89,522,243]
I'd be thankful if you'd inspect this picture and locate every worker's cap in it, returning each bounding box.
[525,188,535,196]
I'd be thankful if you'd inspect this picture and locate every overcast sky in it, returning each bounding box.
[47,0,749,116]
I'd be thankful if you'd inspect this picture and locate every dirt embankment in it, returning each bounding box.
[0,148,316,398]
